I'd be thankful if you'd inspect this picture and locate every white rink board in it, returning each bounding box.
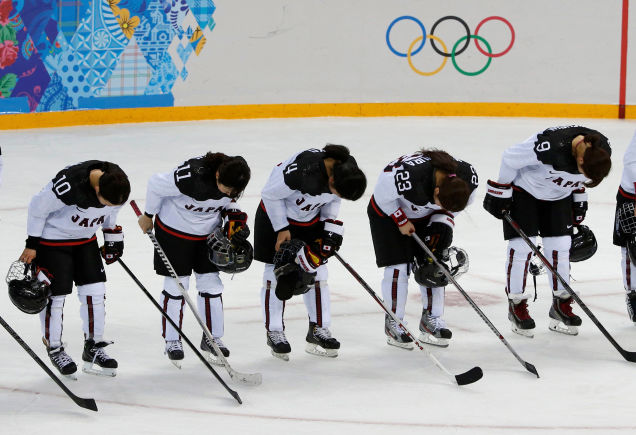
[1,117,636,434]
[176,0,630,106]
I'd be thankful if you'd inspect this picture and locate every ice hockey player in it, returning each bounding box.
[137,153,251,367]
[612,130,636,323]
[484,126,611,336]
[254,144,366,360]
[368,149,478,348]
[18,161,131,378]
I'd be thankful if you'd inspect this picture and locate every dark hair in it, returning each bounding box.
[420,148,470,212]
[324,144,367,201]
[581,133,611,188]
[99,162,130,205]
[203,152,251,198]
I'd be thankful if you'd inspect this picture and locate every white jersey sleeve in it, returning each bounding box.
[497,135,541,184]
[261,162,297,231]
[319,197,342,221]
[621,130,636,195]
[27,183,67,238]
[372,170,401,216]
[145,171,182,216]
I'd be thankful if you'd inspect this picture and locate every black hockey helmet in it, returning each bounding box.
[412,247,469,287]
[273,239,316,300]
[5,261,51,314]
[207,227,253,273]
[570,225,597,262]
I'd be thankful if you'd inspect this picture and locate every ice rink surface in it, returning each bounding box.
[1,116,636,434]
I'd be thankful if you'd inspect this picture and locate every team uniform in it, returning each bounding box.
[489,126,611,336]
[255,148,343,359]
[368,152,478,347]
[143,156,243,363]
[613,130,636,322]
[26,160,123,377]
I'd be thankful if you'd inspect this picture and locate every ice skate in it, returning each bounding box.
[626,291,636,323]
[305,322,340,358]
[267,330,291,361]
[418,309,452,347]
[508,299,536,338]
[165,340,184,369]
[200,333,229,366]
[47,344,78,380]
[82,339,118,377]
[549,296,582,335]
[384,315,414,350]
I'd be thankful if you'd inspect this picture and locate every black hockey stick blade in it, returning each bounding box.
[72,396,98,411]
[620,349,636,363]
[454,366,483,386]
[525,361,540,378]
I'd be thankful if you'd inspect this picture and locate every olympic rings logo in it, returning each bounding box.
[386,15,515,76]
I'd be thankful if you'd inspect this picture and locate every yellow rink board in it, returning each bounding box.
[2,102,634,130]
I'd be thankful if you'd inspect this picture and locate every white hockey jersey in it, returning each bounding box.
[261,149,340,232]
[145,156,239,236]
[497,126,610,200]
[27,161,121,241]
[620,130,636,195]
[372,152,478,228]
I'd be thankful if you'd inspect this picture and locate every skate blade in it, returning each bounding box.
[305,343,338,358]
[386,336,414,350]
[202,350,224,366]
[418,332,449,348]
[270,349,290,361]
[62,373,78,381]
[82,362,117,377]
[511,322,535,338]
[549,319,579,335]
[169,360,182,369]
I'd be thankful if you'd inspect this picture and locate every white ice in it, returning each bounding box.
[1,117,636,435]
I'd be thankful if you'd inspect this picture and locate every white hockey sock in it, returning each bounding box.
[77,282,106,341]
[195,272,224,337]
[262,264,285,331]
[621,247,636,292]
[304,264,331,327]
[40,295,65,349]
[161,276,190,342]
[198,292,224,337]
[78,294,105,341]
[505,237,534,300]
[419,286,445,318]
[303,281,331,328]
[543,236,571,298]
[381,264,409,319]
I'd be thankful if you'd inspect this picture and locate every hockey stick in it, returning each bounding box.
[117,259,242,404]
[503,212,636,362]
[130,200,263,385]
[333,252,483,386]
[0,313,98,411]
[412,234,539,377]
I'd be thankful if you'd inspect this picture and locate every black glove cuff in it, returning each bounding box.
[25,236,40,249]
[144,212,154,218]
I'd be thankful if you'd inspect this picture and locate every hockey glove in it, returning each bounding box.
[297,243,323,273]
[483,180,512,219]
[422,222,453,255]
[572,190,588,225]
[318,219,344,258]
[101,225,124,265]
[223,209,248,240]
